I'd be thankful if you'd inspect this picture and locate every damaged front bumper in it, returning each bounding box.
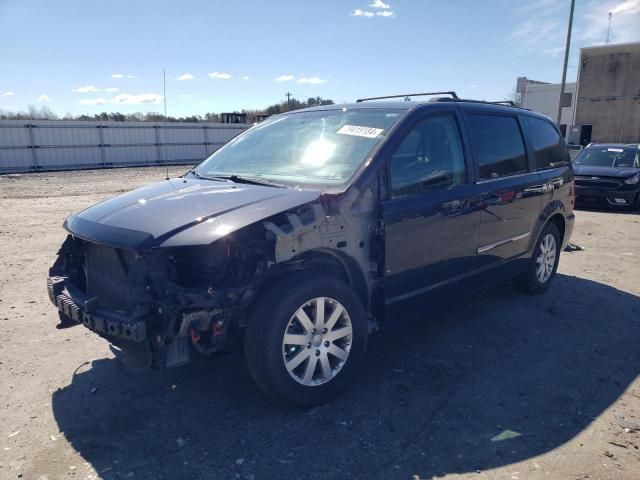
[46,237,247,369]
[48,270,233,369]
[48,275,148,342]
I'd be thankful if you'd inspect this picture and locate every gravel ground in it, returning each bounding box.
[1,167,639,480]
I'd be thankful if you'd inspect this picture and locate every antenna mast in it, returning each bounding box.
[606,12,612,44]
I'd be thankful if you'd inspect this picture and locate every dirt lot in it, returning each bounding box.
[1,167,639,480]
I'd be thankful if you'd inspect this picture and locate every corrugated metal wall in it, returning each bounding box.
[0,120,250,173]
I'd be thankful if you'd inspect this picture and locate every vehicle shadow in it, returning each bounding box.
[51,274,640,479]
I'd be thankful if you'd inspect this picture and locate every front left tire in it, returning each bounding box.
[244,273,368,407]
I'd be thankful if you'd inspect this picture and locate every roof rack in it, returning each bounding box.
[356,91,459,102]
[490,100,517,107]
[355,92,525,110]
[431,97,520,107]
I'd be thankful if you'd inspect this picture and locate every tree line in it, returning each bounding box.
[0,96,335,123]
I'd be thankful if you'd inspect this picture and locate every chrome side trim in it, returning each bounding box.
[475,171,533,185]
[477,231,530,254]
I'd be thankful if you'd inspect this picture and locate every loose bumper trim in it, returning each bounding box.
[47,276,148,342]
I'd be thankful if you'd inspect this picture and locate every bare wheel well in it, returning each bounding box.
[269,250,369,312]
[547,213,566,244]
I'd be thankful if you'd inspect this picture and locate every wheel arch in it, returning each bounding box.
[266,248,369,312]
[533,200,568,251]
[546,212,566,244]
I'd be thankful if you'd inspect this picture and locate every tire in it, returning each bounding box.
[515,223,561,294]
[244,273,367,407]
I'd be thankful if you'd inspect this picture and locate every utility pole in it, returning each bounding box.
[285,91,292,111]
[556,0,575,126]
[162,68,168,171]
[163,68,167,119]
[606,12,612,44]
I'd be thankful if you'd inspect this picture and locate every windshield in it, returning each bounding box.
[194,109,404,189]
[574,146,639,168]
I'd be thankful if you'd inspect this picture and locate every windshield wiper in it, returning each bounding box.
[187,170,230,182]
[209,174,287,189]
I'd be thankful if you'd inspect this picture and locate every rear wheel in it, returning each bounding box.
[244,274,367,406]
[515,223,561,294]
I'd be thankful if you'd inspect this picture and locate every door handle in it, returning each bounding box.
[484,190,516,205]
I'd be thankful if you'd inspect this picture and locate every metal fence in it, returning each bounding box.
[0,120,250,173]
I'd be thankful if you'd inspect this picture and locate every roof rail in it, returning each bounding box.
[490,100,517,107]
[450,98,520,107]
[356,91,459,102]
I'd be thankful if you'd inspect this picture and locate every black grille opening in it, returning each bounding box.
[85,243,136,311]
[575,177,621,190]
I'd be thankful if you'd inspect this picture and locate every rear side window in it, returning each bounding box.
[521,116,568,170]
[467,115,527,180]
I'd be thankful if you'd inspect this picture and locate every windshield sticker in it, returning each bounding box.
[608,148,624,152]
[337,125,384,139]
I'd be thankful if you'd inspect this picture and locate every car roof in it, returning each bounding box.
[291,100,550,120]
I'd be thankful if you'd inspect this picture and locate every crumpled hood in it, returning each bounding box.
[573,165,640,178]
[65,177,321,250]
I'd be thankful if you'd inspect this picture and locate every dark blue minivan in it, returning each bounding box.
[48,93,575,405]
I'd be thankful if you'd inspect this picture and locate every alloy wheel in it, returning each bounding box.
[536,233,557,283]
[282,297,353,386]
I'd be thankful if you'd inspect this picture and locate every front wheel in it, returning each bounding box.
[515,223,561,294]
[244,274,367,407]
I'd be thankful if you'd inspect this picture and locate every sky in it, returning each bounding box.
[0,0,639,117]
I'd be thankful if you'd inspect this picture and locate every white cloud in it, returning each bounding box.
[208,71,232,79]
[1,91,15,96]
[104,87,120,92]
[243,75,250,80]
[376,10,394,17]
[79,98,108,106]
[611,0,640,13]
[298,77,327,84]
[369,0,390,8]
[275,74,295,82]
[176,73,195,81]
[111,93,162,105]
[126,75,135,79]
[509,0,640,58]
[111,73,124,78]
[72,85,100,93]
[38,94,51,102]
[353,9,374,17]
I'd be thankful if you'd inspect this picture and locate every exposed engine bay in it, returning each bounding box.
[47,186,381,369]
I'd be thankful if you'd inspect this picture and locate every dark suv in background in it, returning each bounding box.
[48,92,575,405]
[573,143,640,209]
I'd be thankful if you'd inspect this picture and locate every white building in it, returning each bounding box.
[516,77,576,139]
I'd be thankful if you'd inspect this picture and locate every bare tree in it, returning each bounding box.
[507,87,522,107]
